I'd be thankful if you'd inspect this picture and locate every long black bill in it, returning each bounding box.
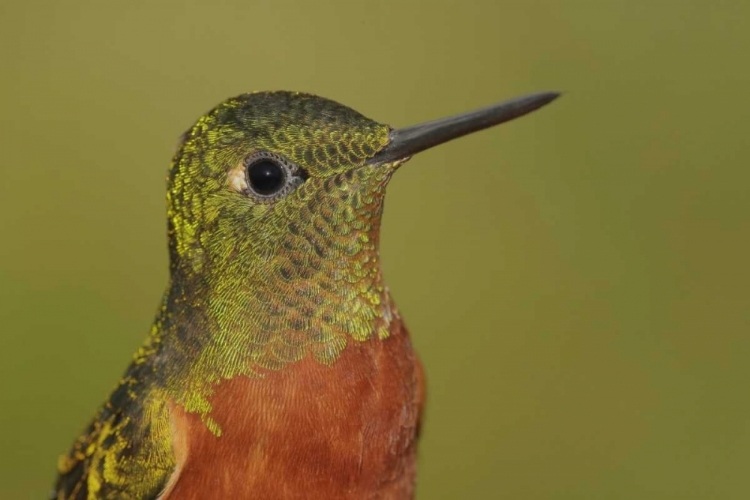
[366,91,560,165]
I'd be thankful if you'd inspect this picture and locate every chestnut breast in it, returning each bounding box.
[163,320,424,500]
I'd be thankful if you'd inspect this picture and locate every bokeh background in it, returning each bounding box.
[1,1,749,498]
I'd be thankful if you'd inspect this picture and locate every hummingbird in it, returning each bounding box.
[53,90,559,499]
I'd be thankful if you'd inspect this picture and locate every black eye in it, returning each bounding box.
[240,152,306,202]
[247,160,286,195]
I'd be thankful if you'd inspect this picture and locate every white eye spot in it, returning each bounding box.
[227,162,248,193]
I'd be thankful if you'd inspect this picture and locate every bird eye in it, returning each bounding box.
[239,152,306,202]
[248,160,285,195]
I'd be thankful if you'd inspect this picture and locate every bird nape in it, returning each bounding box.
[53,90,559,500]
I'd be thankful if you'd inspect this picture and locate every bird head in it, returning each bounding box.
[168,90,558,276]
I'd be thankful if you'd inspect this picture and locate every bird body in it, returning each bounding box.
[54,90,558,499]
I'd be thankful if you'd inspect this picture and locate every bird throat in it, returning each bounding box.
[147,165,399,434]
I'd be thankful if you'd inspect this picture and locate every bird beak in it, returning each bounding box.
[366,91,561,165]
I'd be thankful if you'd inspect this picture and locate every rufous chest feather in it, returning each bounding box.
[163,321,424,500]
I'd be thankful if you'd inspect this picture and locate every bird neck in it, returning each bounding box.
[150,214,397,431]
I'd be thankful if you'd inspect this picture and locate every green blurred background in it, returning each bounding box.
[1,1,749,498]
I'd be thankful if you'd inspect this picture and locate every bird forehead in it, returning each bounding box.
[223,93,391,173]
[211,92,376,134]
[174,92,392,181]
